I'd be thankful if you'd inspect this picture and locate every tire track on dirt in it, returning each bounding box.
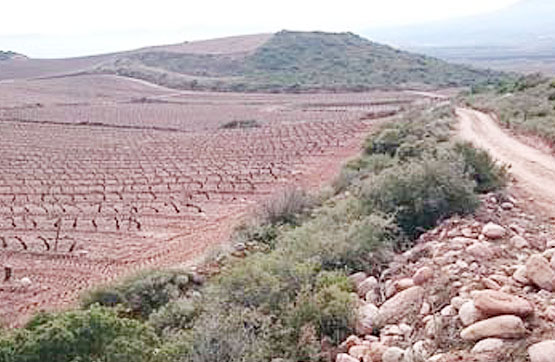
[457,107,555,220]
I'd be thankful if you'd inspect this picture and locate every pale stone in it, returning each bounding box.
[368,342,388,362]
[513,265,530,284]
[526,254,555,291]
[356,303,379,335]
[482,277,501,290]
[467,242,494,260]
[358,276,379,296]
[473,290,534,317]
[348,345,372,361]
[511,235,530,249]
[440,305,457,317]
[412,266,433,285]
[420,301,431,315]
[482,223,506,239]
[409,340,431,360]
[459,301,486,326]
[528,340,555,362]
[460,315,526,341]
[545,306,555,322]
[393,278,414,292]
[375,286,424,327]
[381,324,403,337]
[382,346,405,362]
[451,297,469,310]
[20,277,31,286]
[398,323,412,336]
[471,338,504,354]
[365,289,381,304]
[349,272,367,287]
[340,335,362,350]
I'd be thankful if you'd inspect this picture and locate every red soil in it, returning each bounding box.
[0,75,428,326]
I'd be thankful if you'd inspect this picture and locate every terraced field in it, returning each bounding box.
[0,74,434,326]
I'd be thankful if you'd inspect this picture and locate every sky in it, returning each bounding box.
[0,0,521,58]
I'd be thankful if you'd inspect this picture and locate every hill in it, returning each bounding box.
[95,31,505,92]
[0,50,27,61]
[365,0,555,74]
[0,31,507,91]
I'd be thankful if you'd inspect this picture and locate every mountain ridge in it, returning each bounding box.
[0,31,507,91]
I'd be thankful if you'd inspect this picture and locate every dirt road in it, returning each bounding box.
[457,108,555,220]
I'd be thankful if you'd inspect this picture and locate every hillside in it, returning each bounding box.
[0,50,26,61]
[95,31,506,92]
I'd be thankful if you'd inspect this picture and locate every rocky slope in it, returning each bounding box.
[336,192,555,361]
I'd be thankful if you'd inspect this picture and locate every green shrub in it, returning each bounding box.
[82,270,192,319]
[186,306,272,362]
[363,156,479,238]
[454,142,508,193]
[366,128,403,156]
[286,285,355,346]
[0,305,159,362]
[233,222,279,250]
[149,298,199,336]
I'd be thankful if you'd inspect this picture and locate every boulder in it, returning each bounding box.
[451,296,469,310]
[409,340,432,360]
[358,276,379,296]
[460,315,526,341]
[356,303,379,335]
[526,254,555,291]
[368,342,388,362]
[473,290,534,317]
[382,346,405,362]
[340,335,363,350]
[392,278,415,292]
[471,338,504,354]
[467,242,494,260]
[348,345,372,361]
[375,286,424,327]
[528,340,555,362]
[412,266,433,285]
[459,301,487,326]
[482,222,506,239]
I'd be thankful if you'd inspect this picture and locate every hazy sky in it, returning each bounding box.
[1,0,521,58]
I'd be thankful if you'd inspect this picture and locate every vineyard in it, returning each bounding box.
[0,74,432,326]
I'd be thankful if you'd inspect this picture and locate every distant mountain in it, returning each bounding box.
[0,31,507,91]
[0,50,27,61]
[94,31,505,92]
[364,0,555,73]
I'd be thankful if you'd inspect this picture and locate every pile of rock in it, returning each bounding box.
[335,194,555,361]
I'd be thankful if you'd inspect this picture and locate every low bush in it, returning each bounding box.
[454,142,508,193]
[366,128,403,156]
[362,155,479,238]
[149,298,199,336]
[0,305,159,362]
[82,269,192,319]
[260,187,312,226]
[220,120,261,129]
